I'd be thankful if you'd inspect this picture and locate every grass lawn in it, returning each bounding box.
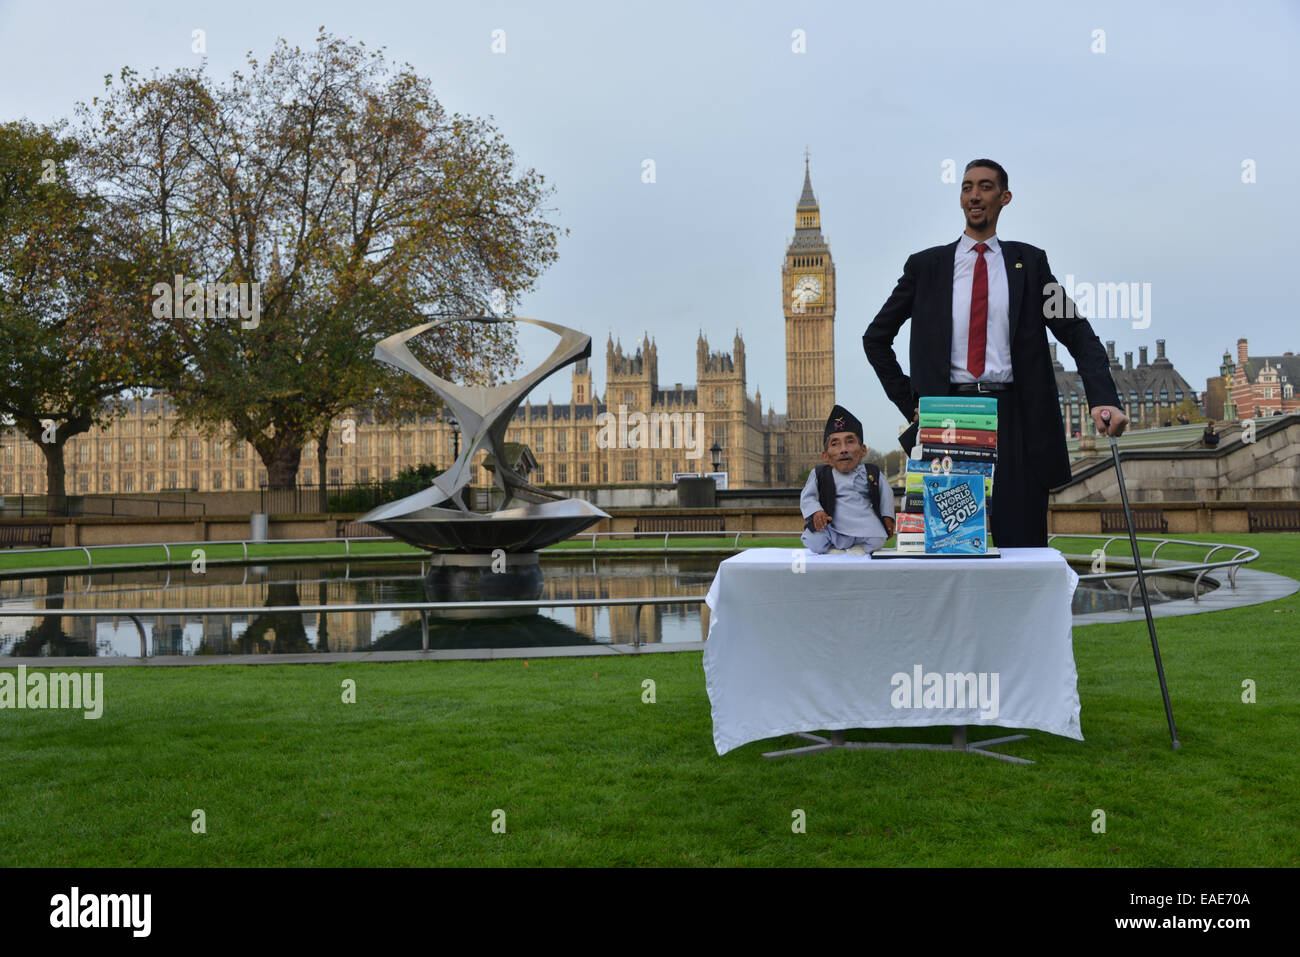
[0,533,1296,866]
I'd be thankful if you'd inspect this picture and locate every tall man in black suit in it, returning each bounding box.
[863,159,1129,548]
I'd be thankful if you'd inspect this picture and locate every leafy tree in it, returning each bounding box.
[76,30,563,489]
[0,120,155,511]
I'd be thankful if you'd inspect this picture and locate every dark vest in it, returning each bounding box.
[805,463,883,531]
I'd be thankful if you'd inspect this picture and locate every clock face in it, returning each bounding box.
[794,275,821,302]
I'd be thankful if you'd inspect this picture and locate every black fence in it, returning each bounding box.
[0,493,206,518]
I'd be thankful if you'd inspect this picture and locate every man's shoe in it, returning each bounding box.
[827,547,848,555]
[847,544,868,556]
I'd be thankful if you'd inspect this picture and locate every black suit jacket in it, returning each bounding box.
[863,239,1120,490]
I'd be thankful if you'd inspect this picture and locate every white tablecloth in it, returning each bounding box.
[703,548,1081,755]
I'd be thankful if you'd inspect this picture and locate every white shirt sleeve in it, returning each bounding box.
[800,468,821,518]
[879,477,896,519]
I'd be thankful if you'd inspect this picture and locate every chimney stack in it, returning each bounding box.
[1125,351,1133,371]
[1156,339,1167,361]
[1106,340,1117,363]
[1139,346,1149,366]
[1237,338,1249,364]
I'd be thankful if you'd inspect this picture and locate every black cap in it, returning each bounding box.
[824,405,863,445]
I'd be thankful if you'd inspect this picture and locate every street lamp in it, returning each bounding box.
[710,441,722,473]
[448,416,460,461]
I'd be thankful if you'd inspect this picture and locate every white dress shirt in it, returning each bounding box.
[950,233,1013,383]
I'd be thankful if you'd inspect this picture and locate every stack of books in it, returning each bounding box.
[908,395,999,554]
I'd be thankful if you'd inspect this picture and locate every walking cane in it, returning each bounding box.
[1099,409,1181,750]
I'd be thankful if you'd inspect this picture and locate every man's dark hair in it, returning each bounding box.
[964,158,1008,192]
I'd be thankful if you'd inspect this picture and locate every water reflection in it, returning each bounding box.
[0,556,1215,657]
[0,556,718,657]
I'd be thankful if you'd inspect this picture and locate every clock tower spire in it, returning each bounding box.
[782,154,836,479]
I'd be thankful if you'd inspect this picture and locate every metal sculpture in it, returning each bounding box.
[360,317,608,553]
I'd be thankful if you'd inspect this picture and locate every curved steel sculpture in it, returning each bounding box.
[360,317,608,552]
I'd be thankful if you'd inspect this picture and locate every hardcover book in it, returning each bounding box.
[918,427,998,448]
[920,443,999,463]
[918,413,999,431]
[918,396,999,416]
[922,473,988,554]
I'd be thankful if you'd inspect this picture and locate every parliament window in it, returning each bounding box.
[190,439,202,460]
[145,472,156,491]
[123,442,134,462]
[145,441,157,461]
[557,431,567,452]
[101,473,112,492]
[101,441,113,462]
[622,460,637,481]
[580,431,590,452]
[534,431,544,453]
[623,390,634,404]
[580,463,590,483]
[557,464,567,483]
[167,441,179,461]
[235,472,245,489]
[403,434,413,457]
[211,472,223,490]
[122,473,135,492]
[303,469,313,485]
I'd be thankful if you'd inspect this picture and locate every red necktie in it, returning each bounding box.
[967,242,989,378]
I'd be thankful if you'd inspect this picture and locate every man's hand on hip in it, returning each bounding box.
[1091,405,1129,437]
[811,510,831,531]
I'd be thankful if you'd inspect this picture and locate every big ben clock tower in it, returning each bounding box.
[783,151,836,478]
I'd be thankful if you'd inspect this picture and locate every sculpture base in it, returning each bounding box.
[424,552,543,619]
[366,497,607,553]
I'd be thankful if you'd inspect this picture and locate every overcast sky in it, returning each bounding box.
[2,0,1296,451]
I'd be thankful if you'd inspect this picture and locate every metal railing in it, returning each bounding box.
[1048,533,1258,611]
[0,493,205,518]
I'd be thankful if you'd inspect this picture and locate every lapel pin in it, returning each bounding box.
[1015,262,1022,269]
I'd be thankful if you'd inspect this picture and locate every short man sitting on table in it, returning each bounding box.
[801,405,896,555]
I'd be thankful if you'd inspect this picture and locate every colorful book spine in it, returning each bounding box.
[918,413,999,431]
[904,492,925,512]
[918,427,998,448]
[918,396,998,416]
[920,443,998,463]
[895,512,925,535]
[920,458,995,478]
[922,473,988,554]
[907,464,992,497]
